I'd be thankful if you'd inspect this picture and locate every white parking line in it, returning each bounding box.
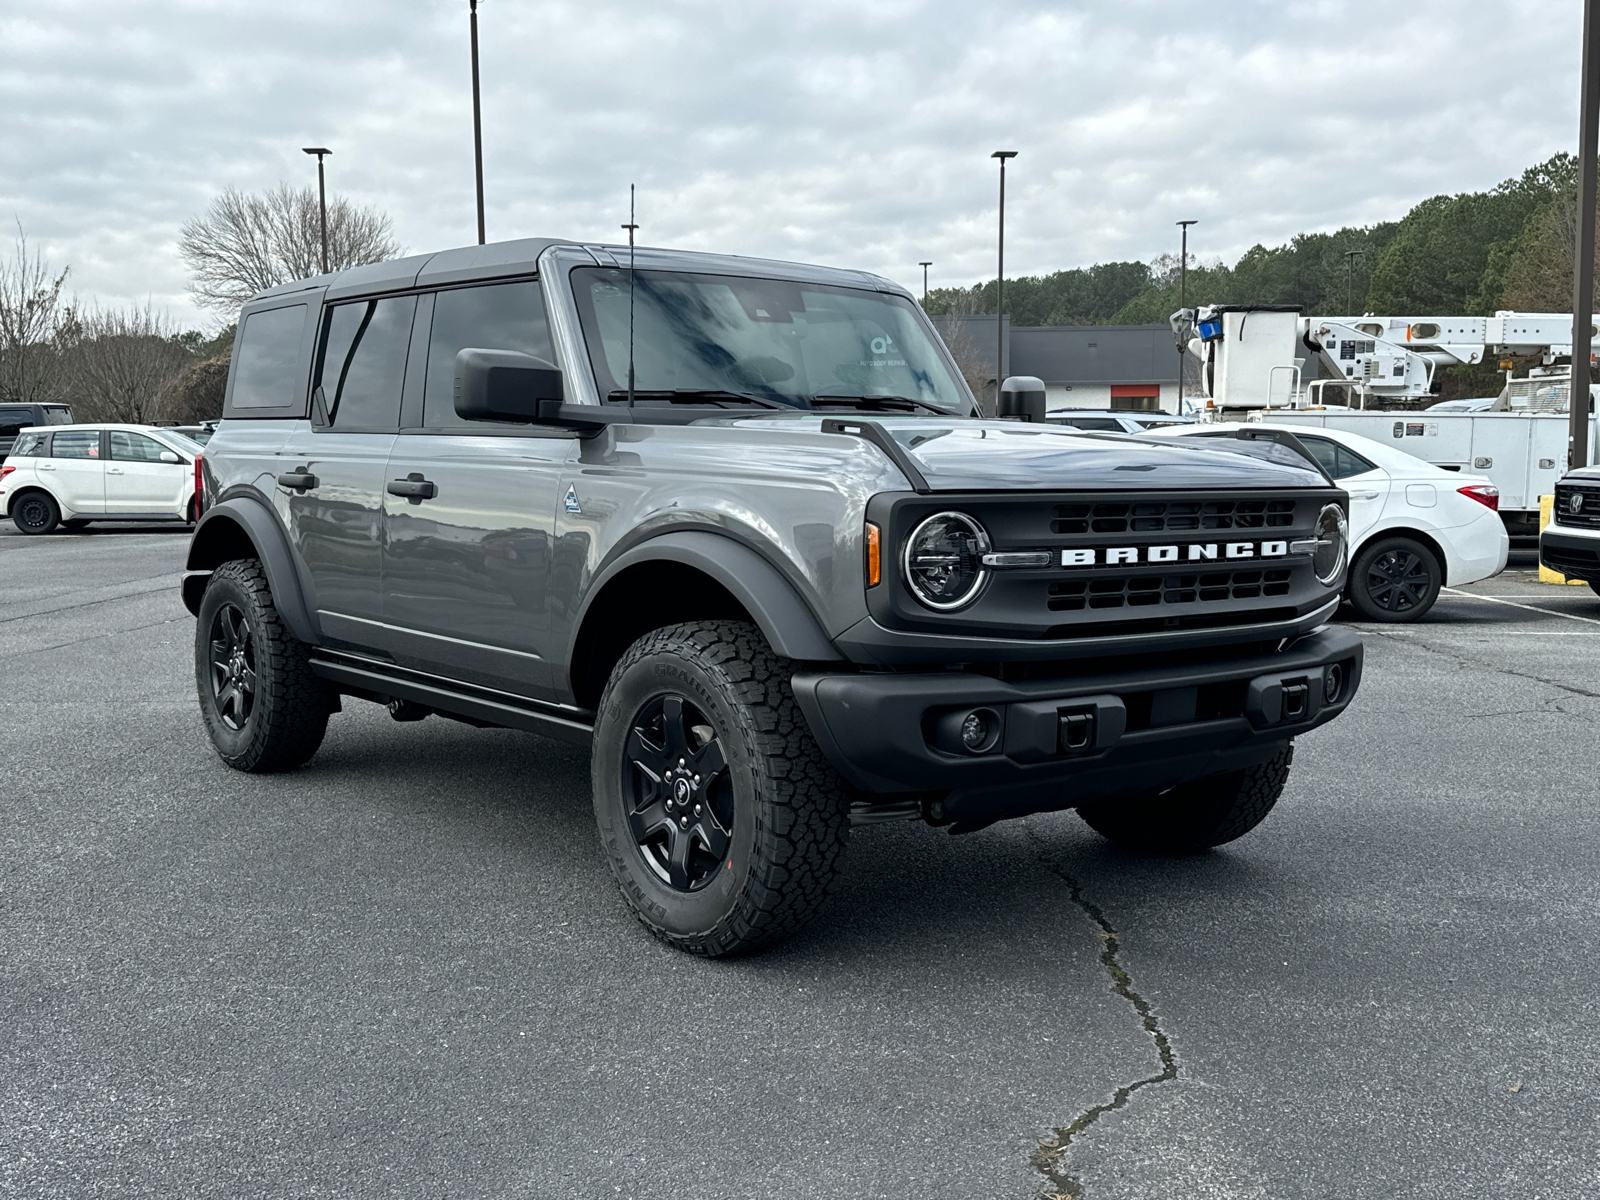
[1439,587,1600,626]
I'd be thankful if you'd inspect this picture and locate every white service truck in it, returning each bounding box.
[1172,305,1600,534]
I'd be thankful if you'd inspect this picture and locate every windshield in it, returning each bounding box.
[571,267,971,415]
[156,431,205,455]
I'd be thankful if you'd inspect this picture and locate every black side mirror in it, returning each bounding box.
[454,348,564,423]
[998,374,1047,423]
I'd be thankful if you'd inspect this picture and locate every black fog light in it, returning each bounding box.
[1323,663,1344,704]
[934,707,1003,755]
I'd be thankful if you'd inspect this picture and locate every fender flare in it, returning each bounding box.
[572,530,842,663]
[182,496,319,645]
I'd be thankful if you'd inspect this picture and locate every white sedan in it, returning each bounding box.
[1144,421,1509,622]
[1,423,201,535]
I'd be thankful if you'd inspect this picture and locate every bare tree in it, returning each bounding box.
[63,304,195,423]
[0,225,71,403]
[179,183,402,313]
[163,348,231,424]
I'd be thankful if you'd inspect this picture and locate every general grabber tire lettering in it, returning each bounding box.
[195,558,331,772]
[1077,742,1293,854]
[591,620,851,957]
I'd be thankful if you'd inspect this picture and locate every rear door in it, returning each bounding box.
[105,430,188,513]
[40,429,106,513]
[381,279,572,698]
[278,295,415,645]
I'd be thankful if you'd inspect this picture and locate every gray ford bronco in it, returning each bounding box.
[184,238,1363,955]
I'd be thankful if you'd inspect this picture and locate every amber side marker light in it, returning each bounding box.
[865,522,882,587]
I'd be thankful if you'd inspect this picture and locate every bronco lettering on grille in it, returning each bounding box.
[1062,541,1293,568]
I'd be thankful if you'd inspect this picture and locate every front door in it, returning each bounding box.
[277,294,416,648]
[381,281,573,699]
[41,428,106,513]
[105,430,188,514]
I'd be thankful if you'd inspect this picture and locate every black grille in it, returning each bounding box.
[1553,484,1600,529]
[1051,499,1297,535]
[1047,568,1293,612]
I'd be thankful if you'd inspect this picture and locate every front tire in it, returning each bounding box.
[1077,743,1293,854]
[591,620,850,957]
[195,558,331,772]
[11,491,60,535]
[1348,536,1441,622]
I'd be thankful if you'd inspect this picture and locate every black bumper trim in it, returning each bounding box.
[791,626,1363,827]
[1539,527,1599,580]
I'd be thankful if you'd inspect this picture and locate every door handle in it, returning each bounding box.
[386,473,437,503]
[277,469,318,491]
[107,467,124,474]
[39,463,56,471]
[1351,491,1379,499]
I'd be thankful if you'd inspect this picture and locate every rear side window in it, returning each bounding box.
[110,431,177,462]
[0,407,34,438]
[423,281,553,428]
[231,304,309,411]
[317,296,416,429]
[8,432,47,457]
[51,430,101,459]
[1299,436,1376,480]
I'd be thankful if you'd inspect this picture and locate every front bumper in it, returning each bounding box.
[1540,526,1600,581]
[792,626,1363,831]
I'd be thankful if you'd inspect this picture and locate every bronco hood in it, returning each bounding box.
[879,420,1327,491]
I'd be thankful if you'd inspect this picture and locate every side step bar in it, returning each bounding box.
[310,653,594,747]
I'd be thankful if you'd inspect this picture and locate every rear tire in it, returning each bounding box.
[1077,743,1293,854]
[1348,536,1441,622]
[195,558,331,772]
[1588,580,1600,599]
[11,491,60,535]
[591,620,851,957]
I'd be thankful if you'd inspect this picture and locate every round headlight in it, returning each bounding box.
[1313,503,1348,585]
[904,511,991,610]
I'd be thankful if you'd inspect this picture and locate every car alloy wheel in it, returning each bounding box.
[207,601,258,731]
[621,692,733,892]
[1364,547,1432,613]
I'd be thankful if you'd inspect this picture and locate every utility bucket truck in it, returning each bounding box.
[1171,305,1600,535]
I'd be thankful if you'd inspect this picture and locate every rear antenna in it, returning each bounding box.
[622,184,638,407]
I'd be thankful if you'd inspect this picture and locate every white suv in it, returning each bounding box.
[1,423,201,535]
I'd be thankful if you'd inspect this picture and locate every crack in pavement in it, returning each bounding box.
[1368,628,1600,701]
[1025,822,1178,1200]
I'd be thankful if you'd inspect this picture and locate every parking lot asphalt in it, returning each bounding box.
[2,527,1597,1199]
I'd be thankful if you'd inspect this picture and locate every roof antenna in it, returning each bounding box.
[621,184,638,407]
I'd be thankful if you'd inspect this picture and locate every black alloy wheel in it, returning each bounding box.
[207,602,258,731]
[1348,536,1441,623]
[11,491,60,535]
[622,693,734,892]
[590,620,851,957]
[194,558,330,772]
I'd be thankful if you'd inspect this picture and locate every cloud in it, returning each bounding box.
[0,0,1583,328]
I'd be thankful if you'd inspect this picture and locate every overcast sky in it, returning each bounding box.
[0,0,1584,330]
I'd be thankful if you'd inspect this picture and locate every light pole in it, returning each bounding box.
[302,147,331,274]
[992,150,1017,415]
[470,0,486,245]
[1573,0,1600,470]
[1343,249,1363,314]
[1176,220,1197,406]
[919,261,932,306]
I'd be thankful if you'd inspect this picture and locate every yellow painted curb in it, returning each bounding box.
[1539,494,1589,585]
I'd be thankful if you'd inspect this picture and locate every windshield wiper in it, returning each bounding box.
[607,388,788,410]
[808,394,950,415]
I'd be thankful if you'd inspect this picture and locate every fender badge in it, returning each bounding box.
[564,486,582,515]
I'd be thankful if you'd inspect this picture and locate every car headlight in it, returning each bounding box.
[1313,503,1348,585]
[904,512,990,610]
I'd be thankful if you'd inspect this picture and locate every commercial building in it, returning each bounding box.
[931,316,1185,413]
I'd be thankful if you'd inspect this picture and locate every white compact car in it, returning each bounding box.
[1,423,202,535]
[1145,422,1509,622]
